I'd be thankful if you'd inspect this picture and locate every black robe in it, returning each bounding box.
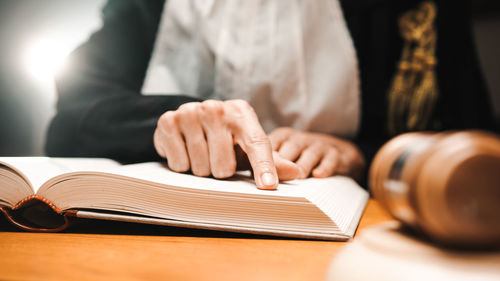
[45,0,497,182]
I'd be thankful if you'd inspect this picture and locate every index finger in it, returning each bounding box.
[224,100,278,190]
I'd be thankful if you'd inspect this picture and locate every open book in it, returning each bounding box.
[0,157,368,240]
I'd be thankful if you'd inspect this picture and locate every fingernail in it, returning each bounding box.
[261,172,277,188]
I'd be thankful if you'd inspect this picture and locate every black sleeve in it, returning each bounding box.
[45,0,201,163]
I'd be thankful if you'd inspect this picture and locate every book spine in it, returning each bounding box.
[0,196,75,232]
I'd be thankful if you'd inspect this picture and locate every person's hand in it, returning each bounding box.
[269,127,365,181]
[154,100,298,189]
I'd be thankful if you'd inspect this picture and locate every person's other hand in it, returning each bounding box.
[154,100,298,189]
[269,127,365,181]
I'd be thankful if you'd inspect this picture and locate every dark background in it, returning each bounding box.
[0,0,499,156]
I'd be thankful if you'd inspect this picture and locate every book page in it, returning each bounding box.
[34,159,367,238]
[113,162,313,199]
[0,157,121,193]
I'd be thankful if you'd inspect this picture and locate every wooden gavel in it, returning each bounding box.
[369,131,500,247]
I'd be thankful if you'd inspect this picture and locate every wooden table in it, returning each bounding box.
[0,199,392,281]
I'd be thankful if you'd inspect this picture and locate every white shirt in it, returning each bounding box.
[142,0,360,137]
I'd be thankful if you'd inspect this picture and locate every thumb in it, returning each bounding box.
[273,151,299,181]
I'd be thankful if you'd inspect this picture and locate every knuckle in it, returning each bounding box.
[178,102,201,115]
[253,159,274,171]
[246,133,271,148]
[158,111,176,127]
[211,152,237,179]
[213,165,236,179]
[201,100,224,115]
[213,168,235,179]
[192,166,211,177]
[225,99,254,115]
[213,156,237,179]
[227,99,250,108]
[168,162,190,173]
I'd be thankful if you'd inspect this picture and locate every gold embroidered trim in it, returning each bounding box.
[388,1,439,135]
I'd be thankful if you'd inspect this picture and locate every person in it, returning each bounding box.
[46,0,496,189]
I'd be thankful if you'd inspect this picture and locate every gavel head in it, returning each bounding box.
[369,130,500,247]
